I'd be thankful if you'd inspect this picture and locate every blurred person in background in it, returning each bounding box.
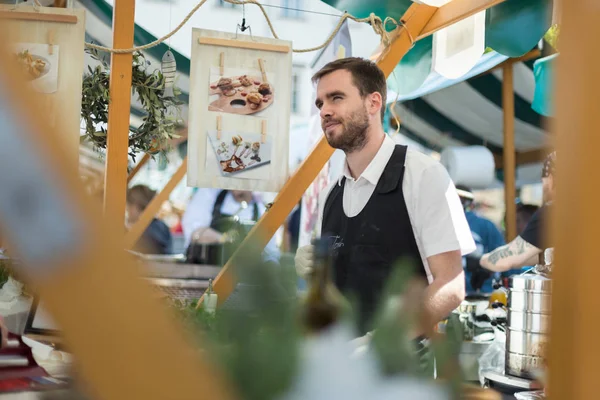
[481,152,556,271]
[126,184,173,255]
[182,188,280,263]
[456,185,505,295]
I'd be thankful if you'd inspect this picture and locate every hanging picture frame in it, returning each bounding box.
[187,28,292,192]
[0,4,85,167]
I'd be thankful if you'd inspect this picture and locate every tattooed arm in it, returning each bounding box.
[480,236,542,272]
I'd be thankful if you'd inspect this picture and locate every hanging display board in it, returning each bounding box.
[0,5,85,167]
[187,28,292,192]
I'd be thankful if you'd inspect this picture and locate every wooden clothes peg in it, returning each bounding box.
[261,120,266,144]
[219,52,224,76]
[47,30,55,55]
[258,59,267,83]
[216,115,222,140]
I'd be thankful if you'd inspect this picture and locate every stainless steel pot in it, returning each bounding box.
[508,291,551,313]
[506,328,549,358]
[505,351,545,380]
[507,310,551,334]
[509,275,551,293]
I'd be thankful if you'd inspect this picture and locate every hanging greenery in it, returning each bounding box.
[544,24,560,50]
[80,47,184,160]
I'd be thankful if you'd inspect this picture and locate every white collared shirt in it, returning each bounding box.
[317,135,475,281]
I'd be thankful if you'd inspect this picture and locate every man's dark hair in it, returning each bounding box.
[517,203,539,219]
[311,57,387,123]
[127,184,156,211]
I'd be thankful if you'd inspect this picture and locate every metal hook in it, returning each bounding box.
[235,2,255,41]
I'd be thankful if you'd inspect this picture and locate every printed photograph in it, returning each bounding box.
[208,66,275,116]
[14,43,60,94]
[206,130,272,179]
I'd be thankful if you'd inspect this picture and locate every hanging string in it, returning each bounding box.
[84,0,410,54]
[389,69,402,138]
[168,0,172,49]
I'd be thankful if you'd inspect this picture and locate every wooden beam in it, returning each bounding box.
[549,0,599,398]
[127,153,151,184]
[0,10,77,24]
[417,0,506,40]
[502,63,517,241]
[103,0,135,229]
[0,37,234,400]
[124,157,188,249]
[473,49,542,79]
[493,148,547,169]
[198,2,440,308]
[370,0,506,61]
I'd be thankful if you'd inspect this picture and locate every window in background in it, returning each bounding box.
[281,0,302,19]
[217,0,236,9]
[291,72,300,114]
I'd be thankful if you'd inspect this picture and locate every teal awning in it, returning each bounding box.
[322,0,553,97]
[532,53,557,117]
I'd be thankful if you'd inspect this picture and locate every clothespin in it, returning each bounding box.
[261,120,266,144]
[47,30,55,55]
[258,58,267,83]
[219,52,224,76]
[217,115,222,140]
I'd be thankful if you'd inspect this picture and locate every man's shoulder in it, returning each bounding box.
[404,148,443,170]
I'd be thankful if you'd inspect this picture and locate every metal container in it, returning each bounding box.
[507,310,551,334]
[506,328,548,357]
[505,352,545,380]
[505,273,552,379]
[509,275,552,293]
[508,291,551,313]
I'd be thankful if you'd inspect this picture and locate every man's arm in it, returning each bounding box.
[480,236,542,272]
[421,250,465,335]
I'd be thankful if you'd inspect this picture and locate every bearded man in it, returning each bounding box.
[294,57,475,337]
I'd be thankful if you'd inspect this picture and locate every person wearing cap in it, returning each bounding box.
[480,152,556,272]
[294,57,475,337]
[456,185,505,294]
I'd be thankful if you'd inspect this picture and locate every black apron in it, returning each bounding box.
[321,145,427,334]
[210,190,259,234]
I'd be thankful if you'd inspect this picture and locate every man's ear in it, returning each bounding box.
[367,92,383,118]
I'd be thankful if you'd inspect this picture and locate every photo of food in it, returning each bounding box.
[13,43,59,94]
[208,66,275,116]
[206,130,272,179]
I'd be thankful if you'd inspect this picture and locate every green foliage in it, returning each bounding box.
[170,253,464,399]
[80,47,184,161]
[544,24,560,50]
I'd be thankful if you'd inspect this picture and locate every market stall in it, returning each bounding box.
[0,0,588,399]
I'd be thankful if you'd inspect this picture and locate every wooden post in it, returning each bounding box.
[549,0,599,398]
[0,41,234,400]
[502,62,517,241]
[198,2,439,307]
[103,0,135,229]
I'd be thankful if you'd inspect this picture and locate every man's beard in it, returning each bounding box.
[323,106,369,153]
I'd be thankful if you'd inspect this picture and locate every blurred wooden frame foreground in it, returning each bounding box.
[0,34,234,400]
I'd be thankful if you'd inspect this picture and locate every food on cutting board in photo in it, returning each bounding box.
[246,92,263,110]
[16,50,47,80]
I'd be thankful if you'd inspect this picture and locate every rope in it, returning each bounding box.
[83,0,409,55]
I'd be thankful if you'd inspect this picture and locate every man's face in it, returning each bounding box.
[315,70,371,153]
[542,175,554,203]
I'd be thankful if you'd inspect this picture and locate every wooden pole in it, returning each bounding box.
[103,0,135,228]
[502,62,517,241]
[198,2,440,307]
[0,40,234,400]
[127,153,151,184]
[124,157,188,249]
[549,0,599,398]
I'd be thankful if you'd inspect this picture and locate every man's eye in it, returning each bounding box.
[333,96,342,101]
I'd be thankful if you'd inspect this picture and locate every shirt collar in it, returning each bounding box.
[338,135,396,186]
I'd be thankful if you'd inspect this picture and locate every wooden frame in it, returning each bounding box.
[2,0,564,396]
[198,36,291,53]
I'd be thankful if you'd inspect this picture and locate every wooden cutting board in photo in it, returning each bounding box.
[208,75,274,115]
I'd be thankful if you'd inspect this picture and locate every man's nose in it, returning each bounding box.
[320,104,332,119]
